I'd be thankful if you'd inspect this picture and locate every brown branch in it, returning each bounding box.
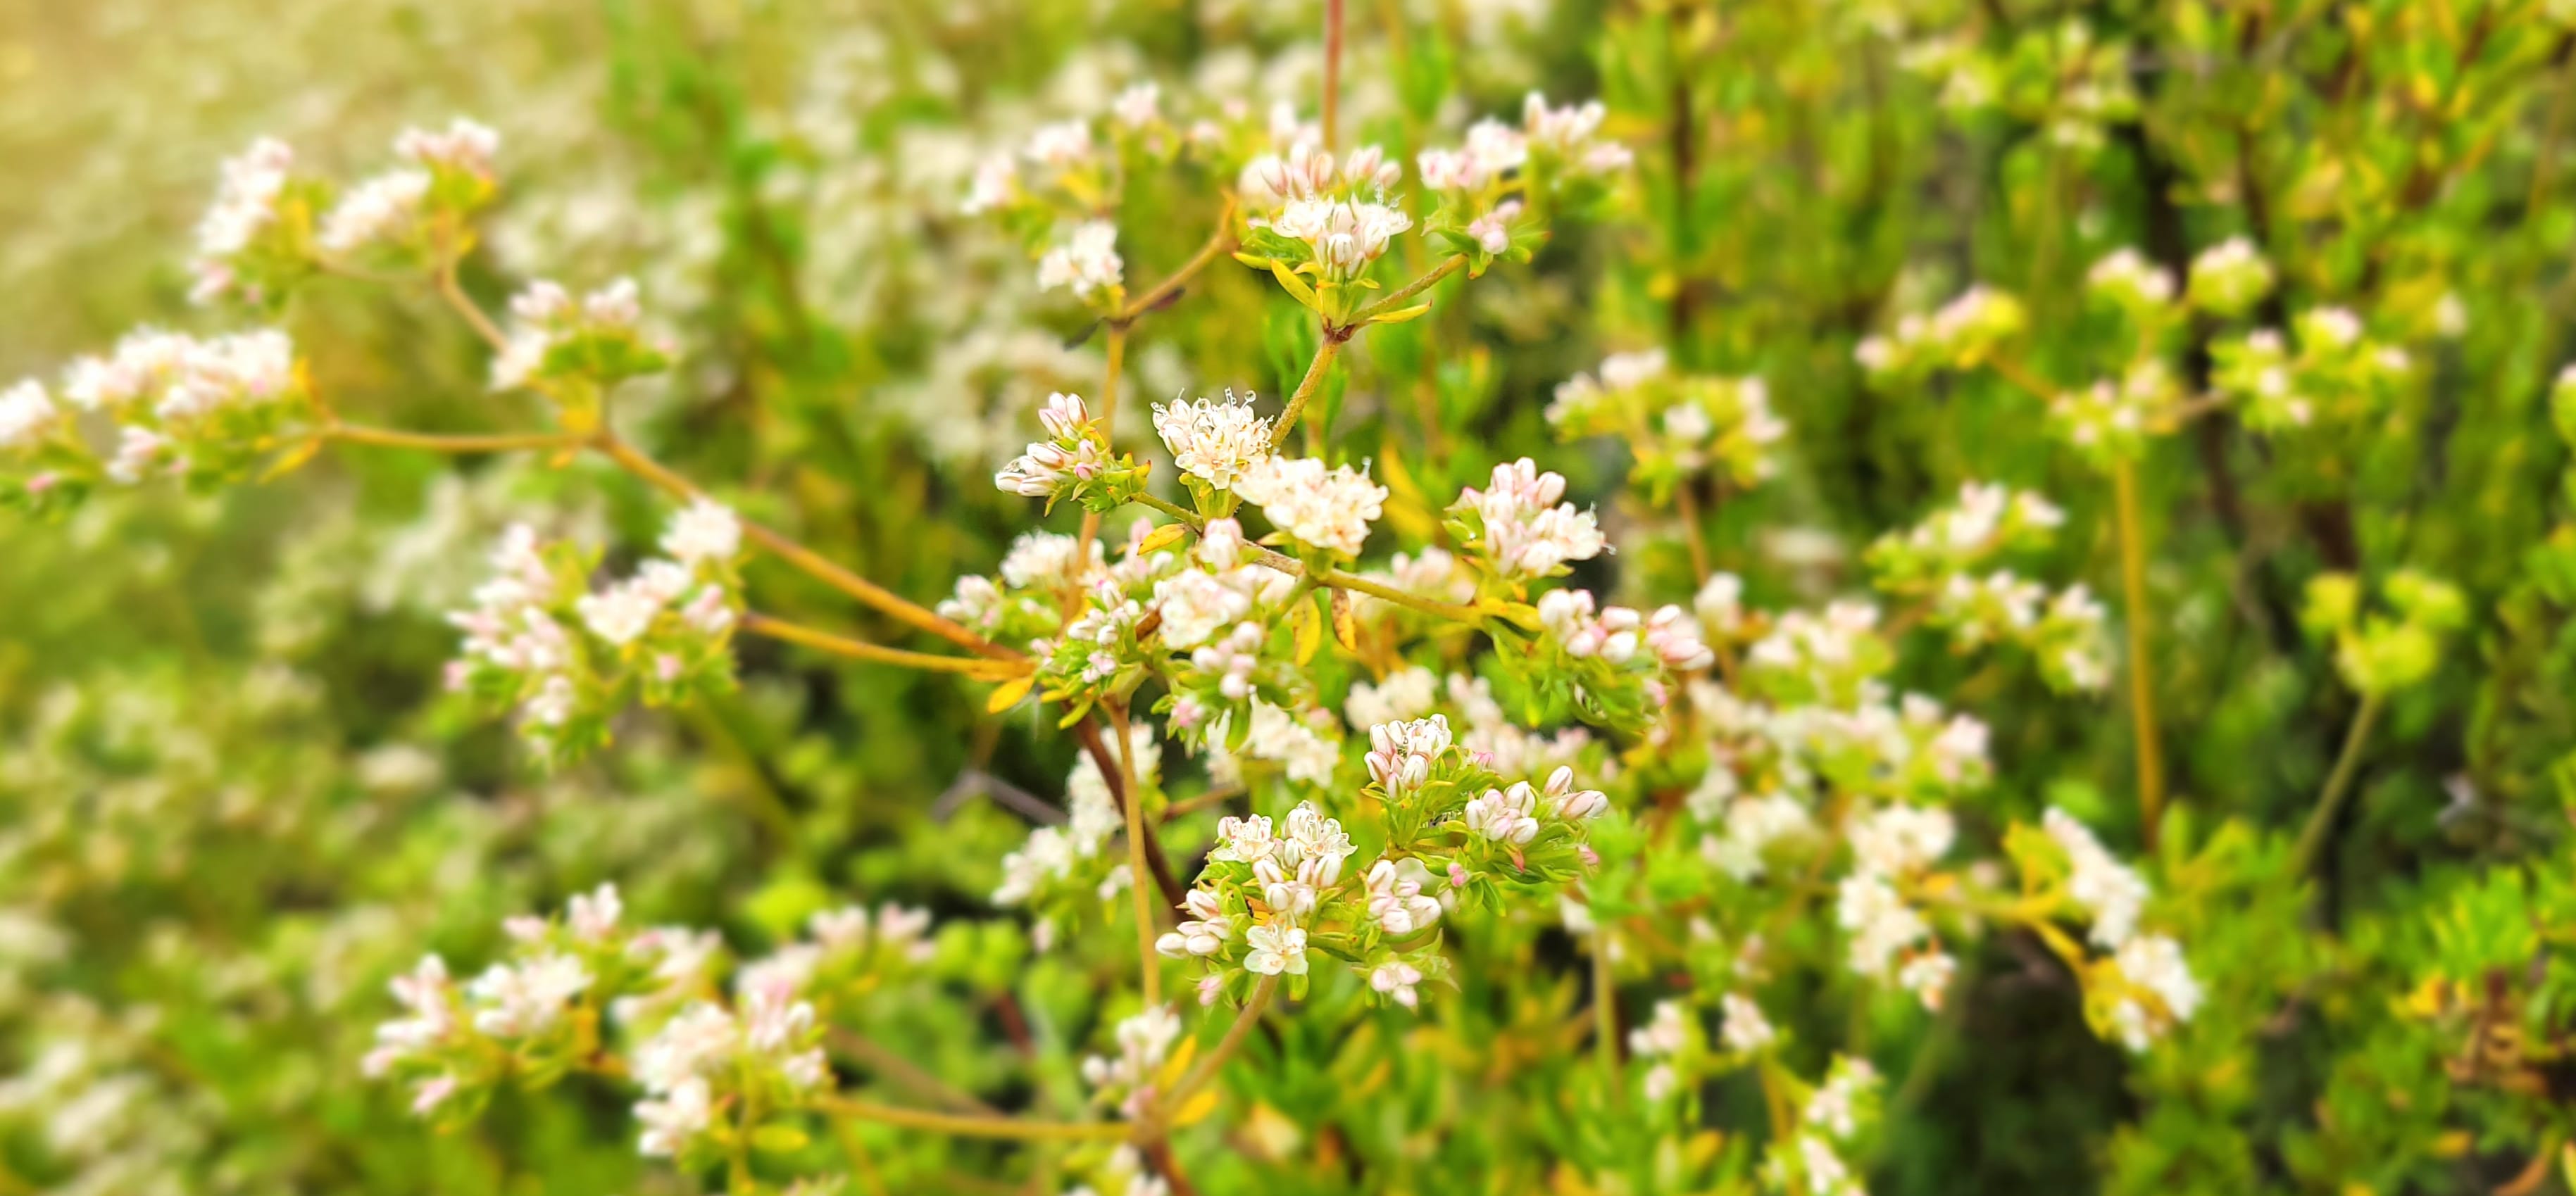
[1073,718,1189,912]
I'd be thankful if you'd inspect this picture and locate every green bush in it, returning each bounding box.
[6,1,2576,1193]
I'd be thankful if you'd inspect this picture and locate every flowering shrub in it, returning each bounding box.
[8,1,2576,1194]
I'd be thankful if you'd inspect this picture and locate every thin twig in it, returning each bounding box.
[1108,701,1165,1008]
[2291,693,2384,876]
[1268,336,1346,451]
[1116,200,1241,325]
[744,612,1029,679]
[1160,973,1278,1121]
[325,424,582,454]
[830,1027,1003,1116]
[597,435,1018,661]
[434,235,511,354]
[815,1095,1130,1141]
[1351,254,1468,324]
[2112,459,2167,848]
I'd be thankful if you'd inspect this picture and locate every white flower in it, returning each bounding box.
[1701,792,1813,881]
[1243,921,1308,976]
[1113,83,1162,128]
[1234,455,1388,557]
[1038,220,1124,299]
[1899,950,1956,1010]
[634,1003,739,1094]
[1156,889,1234,958]
[1462,783,1540,844]
[1278,801,1357,879]
[2086,247,2174,308]
[465,952,592,1038]
[363,955,456,1077]
[1363,857,1443,935]
[2044,807,2148,948]
[636,1076,713,1156]
[1465,201,1521,254]
[1848,804,1955,877]
[1257,198,1411,282]
[0,379,55,451]
[999,530,1104,589]
[319,169,430,256]
[1363,714,1452,795]
[994,827,1075,906]
[1458,458,1605,579]
[1152,394,1273,490]
[1081,1005,1182,1099]
[1369,962,1424,1009]
[962,152,1017,215]
[1151,569,1253,650]
[525,674,577,727]
[1628,1000,1690,1058]
[577,575,667,646]
[1834,874,1926,976]
[1242,700,1342,785]
[1720,993,1775,1053]
[1522,93,1622,168]
[1024,120,1093,168]
[1694,572,1745,637]
[395,118,501,177]
[1803,1059,1879,1140]
[2187,236,2275,316]
[191,137,295,301]
[567,883,623,941]
[2114,933,2201,1026]
[1345,666,1439,731]
[1209,813,1279,864]
[661,500,742,565]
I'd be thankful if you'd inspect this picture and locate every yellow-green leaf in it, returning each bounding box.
[1136,522,1190,555]
[1157,1036,1200,1088]
[986,674,1035,713]
[1289,596,1322,665]
[1171,1087,1222,1127]
[1269,260,1321,310]
[1368,302,1434,325]
[750,1124,811,1153]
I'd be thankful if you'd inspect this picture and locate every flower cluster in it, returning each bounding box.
[2185,236,2275,317]
[1037,219,1125,305]
[1854,285,2028,378]
[1234,455,1387,558]
[2048,360,2188,467]
[1234,143,1415,318]
[1152,391,1274,496]
[367,883,938,1162]
[317,118,502,262]
[444,500,744,764]
[994,721,1158,931]
[489,277,670,424]
[1762,1057,1882,1196]
[994,391,1154,512]
[2023,810,2201,1051]
[2211,306,2414,432]
[187,138,320,306]
[1546,351,1789,499]
[1863,483,2109,693]
[2,327,315,510]
[1447,458,1606,583]
[1414,92,1631,269]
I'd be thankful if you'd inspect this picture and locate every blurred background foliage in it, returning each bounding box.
[9,0,2576,1192]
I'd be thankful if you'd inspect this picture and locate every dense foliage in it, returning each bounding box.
[8,0,2576,1193]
